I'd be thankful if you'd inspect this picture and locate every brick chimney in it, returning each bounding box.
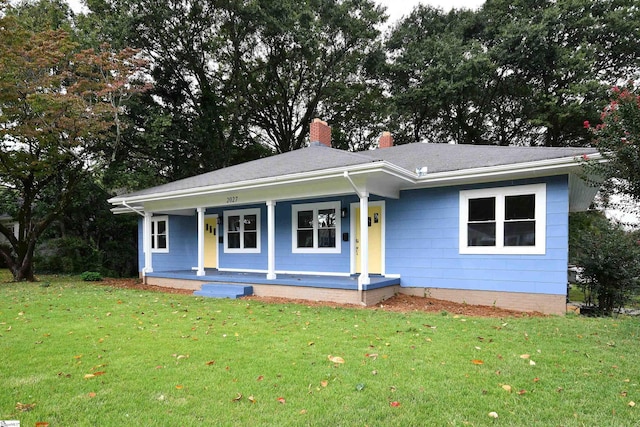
[310,118,331,147]
[379,131,394,149]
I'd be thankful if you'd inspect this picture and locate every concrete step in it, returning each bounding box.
[193,283,253,299]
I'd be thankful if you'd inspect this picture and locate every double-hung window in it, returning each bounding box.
[459,184,546,254]
[224,208,260,253]
[292,202,341,253]
[151,216,169,253]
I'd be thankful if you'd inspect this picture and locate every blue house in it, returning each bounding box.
[109,119,600,314]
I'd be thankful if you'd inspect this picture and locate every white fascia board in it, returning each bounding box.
[408,154,600,189]
[109,161,415,206]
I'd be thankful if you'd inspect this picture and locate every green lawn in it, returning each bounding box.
[1,273,639,426]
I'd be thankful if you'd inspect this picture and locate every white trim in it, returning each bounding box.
[291,201,341,254]
[224,208,261,254]
[151,216,169,253]
[459,183,546,255]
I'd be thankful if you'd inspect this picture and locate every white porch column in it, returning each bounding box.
[196,207,205,276]
[358,193,370,289]
[143,211,153,275]
[266,200,277,280]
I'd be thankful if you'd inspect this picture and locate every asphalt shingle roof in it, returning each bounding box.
[117,143,598,199]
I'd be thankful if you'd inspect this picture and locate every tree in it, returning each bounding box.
[586,84,640,202]
[572,213,640,315]
[386,0,640,146]
[0,2,147,280]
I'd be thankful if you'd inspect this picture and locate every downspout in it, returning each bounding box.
[343,171,368,305]
[121,201,145,217]
[120,201,151,279]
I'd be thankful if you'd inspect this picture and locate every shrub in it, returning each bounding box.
[573,215,640,315]
[80,271,103,282]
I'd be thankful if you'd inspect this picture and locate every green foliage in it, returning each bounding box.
[0,1,147,281]
[80,271,103,281]
[34,237,101,275]
[572,213,640,314]
[1,276,639,425]
[587,84,640,203]
[385,0,640,146]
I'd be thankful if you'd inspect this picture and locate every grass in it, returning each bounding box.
[1,272,639,426]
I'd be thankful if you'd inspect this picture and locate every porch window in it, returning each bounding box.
[224,208,260,253]
[292,202,341,253]
[459,184,546,254]
[151,216,169,253]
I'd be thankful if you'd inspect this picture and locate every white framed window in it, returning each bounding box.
[292,202,341,253]
[151,216,169,253]
[459,184,546,255]
[224,208,261,253]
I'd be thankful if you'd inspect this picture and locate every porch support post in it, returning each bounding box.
[358,193,370,290]
[196,207,205,276]
[143,211,153,275]
[266,200,276,280]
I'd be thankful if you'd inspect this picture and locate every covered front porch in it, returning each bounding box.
[143,269,401,306]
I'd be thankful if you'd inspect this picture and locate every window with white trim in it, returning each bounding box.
[151,216,169,253]
[292,202,341,253]
[224,208,261,253]
[459,184,546,254]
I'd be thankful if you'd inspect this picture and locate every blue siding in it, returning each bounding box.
[138,176,570,296]
[138,215,198,272]
[386,176,569,295]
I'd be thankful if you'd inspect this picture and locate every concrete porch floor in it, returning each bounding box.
[143,269,401,305]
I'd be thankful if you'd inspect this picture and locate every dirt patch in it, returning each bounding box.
[100,277,544,318]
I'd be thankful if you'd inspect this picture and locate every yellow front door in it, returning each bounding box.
[204,216,218,268]
[355,205,382,274]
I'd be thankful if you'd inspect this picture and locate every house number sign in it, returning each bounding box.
[226,196,239,204]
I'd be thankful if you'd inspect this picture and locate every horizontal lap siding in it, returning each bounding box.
[274,197,355,273]
[386,176,569,295]
[138,215,198,272]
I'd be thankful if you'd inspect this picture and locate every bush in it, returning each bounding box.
[34,237,101,274]
[573,215,640,315]
[81,271,103,282]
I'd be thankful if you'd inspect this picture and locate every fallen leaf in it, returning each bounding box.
[517,389,527,395]
[16,402,36,412]
[248,395,256,404]
[356,383,365,391]
[372,370,378,375]
[84,374,95,379]
[533,377,540,383]
[390,401,401,407]
[502,384,512,393]
[365,353,378,359]
[520,354,530,359]
[320,380,328,388]
[257,375,264,381]
[74,355,83,359]
[232,393,242,402]
[175,385,183,390]
[328,355,345,364]
[488,411,499,419]
[308,341,314,346]
[35,423,49,427]
[277,397,286,404]
[471,359,484,365]
[88,392,96,398]
[529,360,536,366]
[299,409,307,414]
[205,360,215,366]
[630,401,636,407]
[93,371,106,376]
